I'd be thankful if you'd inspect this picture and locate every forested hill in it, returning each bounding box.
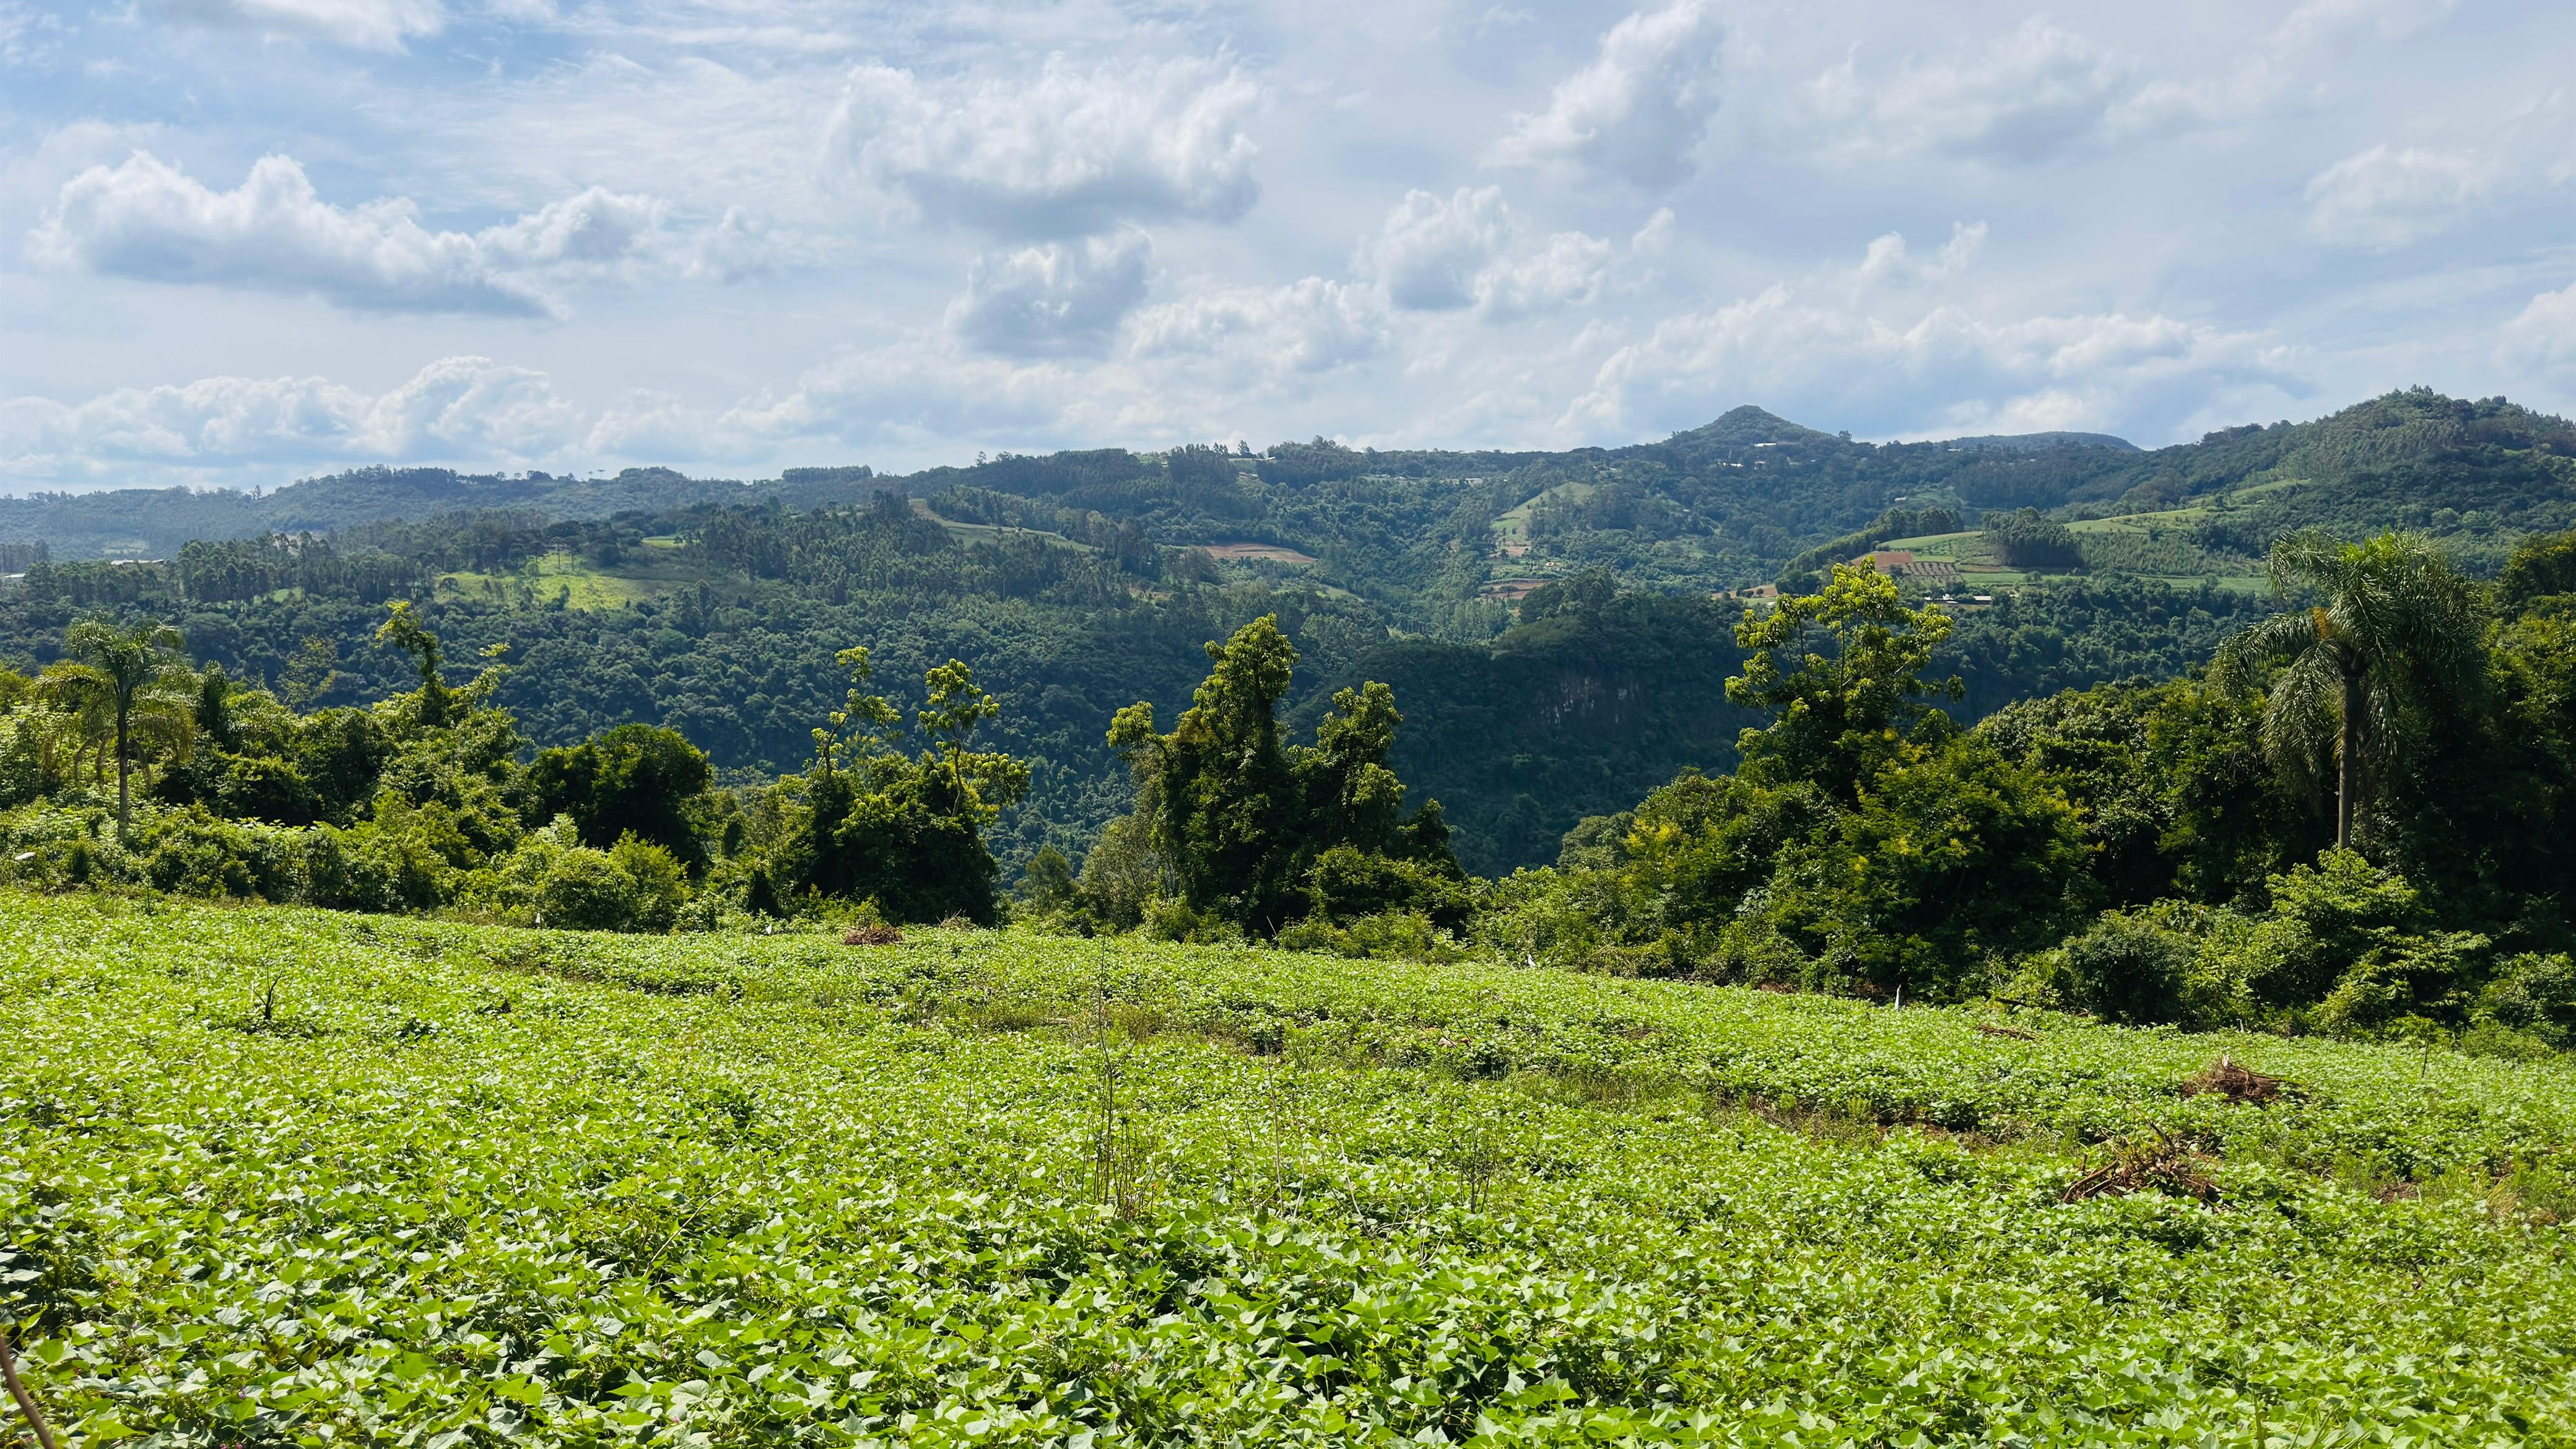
[1,386,2569,875]
[11,388,2569,596]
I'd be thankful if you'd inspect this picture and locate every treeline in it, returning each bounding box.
[1463,529,2576,1053]
[6,526,2576,1056]
[0,604,1037,931]
[0,499,2333,877]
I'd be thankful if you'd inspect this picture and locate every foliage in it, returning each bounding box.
[528,724,713,871]
[1727,564,1961,799]
[1984,507,2084,569]
[1108,617,1463,936]
[2217,531,2487,847]
[767,650,1030,926]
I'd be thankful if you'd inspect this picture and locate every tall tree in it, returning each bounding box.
[1727,564,1960,800]
[1111,616,1459,934]
[58,617,192,840]
[375,601,452,728]
[2217,531,2485,850]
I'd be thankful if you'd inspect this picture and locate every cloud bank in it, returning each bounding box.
[826,56,1261,238]
[31,153,664,318]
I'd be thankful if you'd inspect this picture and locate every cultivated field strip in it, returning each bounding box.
[6,894,2574,1446]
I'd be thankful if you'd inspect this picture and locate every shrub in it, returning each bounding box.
[135,809,305,902]
[2313,930,2489,1037]
[2476,952,2576,1047]
[1142,896,1242,945]
[608,833,687,933]
[477,817,692,933]
[1736,739,2090,1001]
[2056,910,2195,1024]
[1278,910,1461,962]
[2245,849,2422,1007]
[1305,845,1473,931]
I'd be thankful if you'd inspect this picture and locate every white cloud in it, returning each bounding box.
[2303,144,2497,248]
[946,232,1152,360]
[28,152,666,317]
[2500,282,2576,379]
[1565,263,2284,440]
[1490,0,1725,189]
[1,3,64,66]
[825,55,1260,238]
[1855,222,1986,285]
[1130,277,1388,379]
[715,348,1077,453]
[1363,187,1612,318]
[2274,0,2460,48]
[0,357,578,481]
[1798,19,2139,163]
[154,0,445,51]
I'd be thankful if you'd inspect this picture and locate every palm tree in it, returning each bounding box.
[56,618,193,841]
[2216,531,2485,849]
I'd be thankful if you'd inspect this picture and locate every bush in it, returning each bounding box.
[1305,845,1473,931]
[135,809,305,902]
[2313,930,2489,1037]
[476,817,693,933]
[2245,849,2423,1006]
[2056,910,2195,1024]
[1142,896,1242,945]
[2458,1019,2561,1061]
[2476,952,2576,1046]
[1735,739,2090,1001]
[608,833,687,933]
[1277,910,1461,962]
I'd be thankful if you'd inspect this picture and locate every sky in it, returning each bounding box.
[0,0,2570,493]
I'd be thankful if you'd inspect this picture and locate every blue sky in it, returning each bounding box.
[1,0,2571,492]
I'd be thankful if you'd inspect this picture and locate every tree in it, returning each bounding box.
[375,601,452,727]
[1727,564,1960,800]
[58,617,193,840]
[781,653,1030,924]
[2499,529,2576,609]
[1113,617,1303,929]
[529,724,715,871]
[2217,531,2485,850]
[1111,616,1460,934]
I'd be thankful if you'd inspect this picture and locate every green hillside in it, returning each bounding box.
[6,891,2573,1445]
[2,388,2570,876]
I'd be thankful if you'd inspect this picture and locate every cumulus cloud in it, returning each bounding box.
[1490,0,1724,189]
[153,0,445,51]
[1565,264,2284,440]
[1855,222,1986,285]
[2500,282,2576,379]
[29,152,666,317]
[1130,277,1388,379]
[826,55,1260,238]
[946,232,1152,359]
[1797,18,2143,163]
[2303,144,2499,248]
[0,357,579,481]
[716,349,1077,453]
[1363,187,1612,318]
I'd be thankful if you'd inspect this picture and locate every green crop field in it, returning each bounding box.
[435,552,697,612]
[6,891,2575,1447]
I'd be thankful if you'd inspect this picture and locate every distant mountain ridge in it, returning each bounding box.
[4,390,2570,577]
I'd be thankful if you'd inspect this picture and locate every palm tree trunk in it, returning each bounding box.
[2337,673,2362,850]
[115,703,131,842]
